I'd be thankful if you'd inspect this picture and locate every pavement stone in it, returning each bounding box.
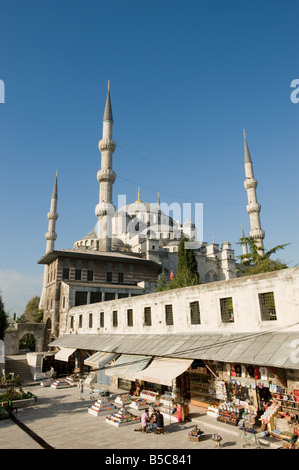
[0,382,282,451]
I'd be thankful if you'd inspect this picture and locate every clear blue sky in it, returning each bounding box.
[0,0,298,316]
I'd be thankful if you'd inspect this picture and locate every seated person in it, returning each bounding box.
[153,409,164,433]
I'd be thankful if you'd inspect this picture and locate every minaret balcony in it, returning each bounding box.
[246,202,261,214]
[249,229,265,240]
[47,212,58,221]
[97,169,116,184]
[98,138,116,152]
[45,231,57,240]
[244,178,257,190]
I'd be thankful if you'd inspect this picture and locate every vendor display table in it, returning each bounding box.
[140,390,159,402]
[129,398,149,410]
[88,398,117,416]
[106,406,141,427]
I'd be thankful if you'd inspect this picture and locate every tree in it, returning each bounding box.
[156,268,170,292]
[0,291,8,341]
[156,238,200,291]
[17,296,43,323]
[237,237,289,277]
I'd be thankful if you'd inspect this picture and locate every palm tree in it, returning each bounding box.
[237,237,289,276]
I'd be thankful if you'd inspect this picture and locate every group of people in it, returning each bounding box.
[141,407,164,433]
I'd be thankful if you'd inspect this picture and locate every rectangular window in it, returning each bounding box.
[75,260,82,280]
[62,268,69,280]
[70,316,74,329]
[90,292,102,304]
[144,307,152,326]
[127,309,133,327]
[75,291,88,307]
[62,296,66,309]
[190,301,200,324]
[79,315,83,328]
[106,263,113,282]
[118,272,124,283]
[87,270,94,281]
[220,297,234,323]
[105,293,115,301]
[259,292,277,321]
[165,304,174,325]
[100,312,104,328]
[89,313,93,328]
[50,298,53,309]
[113,310,118,327]
[118,293,129,299]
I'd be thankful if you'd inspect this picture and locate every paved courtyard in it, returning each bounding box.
[0,382,280,452]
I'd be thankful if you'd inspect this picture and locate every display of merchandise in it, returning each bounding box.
[40,379,54,387]
[51,379,73,389]
[189,373,212,404]
[161,402,179,422]
[217,402,243,426]
[212,380,227,401]
[106,406,141,427]
[260,403,280,425]
[160,392,176,406]
[207,405,219,418]
[129,398,149,410]
[88,398,117,416]
[66,374,80,383]
[140,390,160,402]
[114,393,132,405]
[188,425,206,441]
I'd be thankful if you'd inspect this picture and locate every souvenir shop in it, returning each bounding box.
[187,360,299,440]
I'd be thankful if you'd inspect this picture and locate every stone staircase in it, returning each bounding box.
[4,355,34,384]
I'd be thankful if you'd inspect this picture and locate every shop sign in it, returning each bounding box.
[191,367,208,374]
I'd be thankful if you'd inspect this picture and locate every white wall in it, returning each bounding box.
[64,267,299,336]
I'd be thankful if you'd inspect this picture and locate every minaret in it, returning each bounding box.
[95,81,116,251]
[45,170,58,252]
[243,130,265,253]
[39,171,58,309]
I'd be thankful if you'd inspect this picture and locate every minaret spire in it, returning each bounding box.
[45,171,59,252]
[243,131,265,254]
[95,82,116,251]
[39,171,59,309]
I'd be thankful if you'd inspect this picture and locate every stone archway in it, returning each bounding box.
[18,333,36,352]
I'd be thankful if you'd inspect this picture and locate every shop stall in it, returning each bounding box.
[129,398,149,410]
[115,393,132,405]
[106,406,141,427]
[140,389,160,403]
[88,397,117,416]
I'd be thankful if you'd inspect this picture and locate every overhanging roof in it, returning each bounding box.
[105,354,151,381]
[49,331,299,370]
[134,357,193,386]
[37,249,161,271]
[54,347,76,362]
[84,351,117,368]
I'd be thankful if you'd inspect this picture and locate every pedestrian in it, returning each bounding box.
[78,379,84,400]
[141,408,149,432]
[153,409,164,434]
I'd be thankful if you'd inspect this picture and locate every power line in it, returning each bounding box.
[117,143,241,184]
